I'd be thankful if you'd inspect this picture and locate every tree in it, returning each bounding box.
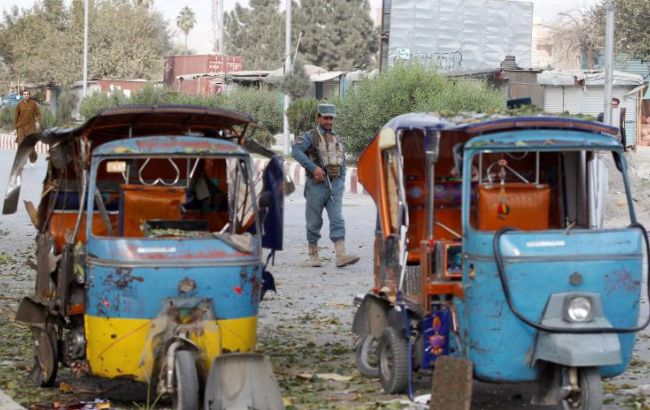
[224,0,284,70]
[280,57,311,99]
[294,0,378,70]
[176,6,196,50]
[545,8,602,69]
[0,0,172,85]
[591,0,650,62]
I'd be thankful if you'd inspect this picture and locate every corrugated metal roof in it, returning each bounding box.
[538,69,644,86]
[595,52,650,81]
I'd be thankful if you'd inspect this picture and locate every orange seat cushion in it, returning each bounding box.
[477,183,550,231]
[120,185,186,237]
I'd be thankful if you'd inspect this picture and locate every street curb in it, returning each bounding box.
[0,133,366,195]
[0,390,25,410]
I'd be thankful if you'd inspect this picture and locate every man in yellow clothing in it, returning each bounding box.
[14,89,41,163]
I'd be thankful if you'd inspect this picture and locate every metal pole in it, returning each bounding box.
[603,0,615,124]
[83,0,89,98]
[218,0,224,54]
[283,0,292,155]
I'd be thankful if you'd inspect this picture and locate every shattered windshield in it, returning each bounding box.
[83,155,262,241]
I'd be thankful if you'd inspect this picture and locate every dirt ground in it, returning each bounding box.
[0,149,649,410]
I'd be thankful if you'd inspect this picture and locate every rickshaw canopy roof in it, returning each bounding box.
[381,112,456,133]
[91,136,250,157]
[41,105,254,145]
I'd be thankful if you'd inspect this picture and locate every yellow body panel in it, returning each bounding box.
[84,315,257,381]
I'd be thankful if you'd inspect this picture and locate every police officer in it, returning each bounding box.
[292,103,359,268]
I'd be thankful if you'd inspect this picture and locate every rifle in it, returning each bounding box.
[313,135,334,203]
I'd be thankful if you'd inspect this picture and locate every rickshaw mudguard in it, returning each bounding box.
[461,228,643,382]
[204,353,284,410]
[532,294,622,367]
[352,294,389,338]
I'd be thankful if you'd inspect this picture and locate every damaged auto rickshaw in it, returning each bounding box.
[4,105,292,409]
[352,113,649,408]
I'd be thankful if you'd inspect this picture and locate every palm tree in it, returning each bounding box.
[176,6,197,50]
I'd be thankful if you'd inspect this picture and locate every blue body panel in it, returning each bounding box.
[86,237,262,320]
[460,229,642,381]
[457,128,642,382]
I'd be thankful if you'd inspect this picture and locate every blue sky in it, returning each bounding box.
[0,0,600,53]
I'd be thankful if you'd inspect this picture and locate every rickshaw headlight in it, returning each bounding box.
[566,296,593,322]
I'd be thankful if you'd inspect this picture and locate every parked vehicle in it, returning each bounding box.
[0,92,21,107]
[352,113,649,408]
[4,105,291,409]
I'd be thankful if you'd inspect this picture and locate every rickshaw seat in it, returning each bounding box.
[49,212,119,251]
[119,184,186,237]
[477,183,550,231]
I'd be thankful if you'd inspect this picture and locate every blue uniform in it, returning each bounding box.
[291,126,346,244]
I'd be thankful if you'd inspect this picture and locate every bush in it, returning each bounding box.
[336,63,505,159]
[40,106,56,129]
[0,106,14,131]
[79,90,128,120]
[221,88,283,135]
[287,98,318,135]
[73,85,283,147]
[55,90,77,127]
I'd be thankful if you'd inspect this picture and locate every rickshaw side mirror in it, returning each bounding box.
[612,151,624,172]
[258,191,273,209]
[453,143,464,177]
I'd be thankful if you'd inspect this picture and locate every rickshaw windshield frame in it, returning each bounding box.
[86,152,260,241]
[461,131,636,233]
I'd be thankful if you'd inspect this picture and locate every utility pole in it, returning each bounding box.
[212,0,224,54]
[83,0,89,98]
[603,0,615,124]
[283,0,292,155]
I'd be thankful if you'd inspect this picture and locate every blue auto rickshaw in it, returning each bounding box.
[5,106,289,409]
[353,114,649,409]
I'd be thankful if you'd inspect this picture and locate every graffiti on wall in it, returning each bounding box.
[392,49,463,71]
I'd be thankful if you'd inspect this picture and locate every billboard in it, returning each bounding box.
[388,0,533,71]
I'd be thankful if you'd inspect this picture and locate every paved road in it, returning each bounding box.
[0,150,648,409]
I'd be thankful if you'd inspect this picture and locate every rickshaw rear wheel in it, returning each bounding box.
[30,325,58,387]
[355,334,380,378]
[378,327,409,394]
[560,366,602,410]
[172,350,199,410]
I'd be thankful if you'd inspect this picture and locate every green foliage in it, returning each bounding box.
[336,64,505,159]
[591,0,650,62]
[75,85,282,147]
[0,106,14,130]
[40,106,56,129]
[0,0,171,85]
[222,87,283,135]
[78,90,127,120]
[280,58,311,99]
[54,89,77,127]
[294,0,378,70]
[287,98,318,135]
[224,0,284,70]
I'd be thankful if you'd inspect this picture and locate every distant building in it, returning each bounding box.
[538,69,645,147]
[383,0,533,71]
[164,54,244,91]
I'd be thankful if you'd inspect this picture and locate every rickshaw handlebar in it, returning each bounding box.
[493,223,650,334]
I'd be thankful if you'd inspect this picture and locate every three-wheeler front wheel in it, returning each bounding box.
[560,366,602,410]
[172,350,199,410]
[378,326,409,394]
